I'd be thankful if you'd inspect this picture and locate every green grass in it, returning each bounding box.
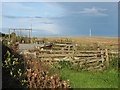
[59,68,118,88]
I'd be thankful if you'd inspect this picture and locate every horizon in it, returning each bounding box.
[1,31,118,38]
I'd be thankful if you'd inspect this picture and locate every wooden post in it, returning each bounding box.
[68,45,70,52]
[30,27,32,43]
[105,49,109,67]
[29,30,30,43]
[14,29,15,33]
[67,45,71,59]
[97,47,100,51]
[20,30,22,37]
[14,29,16,42]
[61,47,64,54]
[31,29,32,43]
[9,28,10,41]
[101,50,104,64]
[33,52,36,58]
[96,47,100,63]
[72,45,76,60]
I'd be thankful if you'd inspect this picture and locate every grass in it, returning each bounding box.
[59,68,118,88]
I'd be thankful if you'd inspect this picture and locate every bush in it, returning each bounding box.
[2,44,27,88]
[59,61,73,69]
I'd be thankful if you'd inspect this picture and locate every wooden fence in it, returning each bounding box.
[23,43,118,71]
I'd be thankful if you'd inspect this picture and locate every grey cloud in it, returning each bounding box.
[3,15,54,24]
[79,7,108,16]
[3,15,43,19]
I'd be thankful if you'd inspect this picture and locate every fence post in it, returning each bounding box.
[97,47,100,57]
[101,50,104,64]
[68,45,71,59]
[61,47,64,54]
[72,45,76,59]
[105,49,109,67]
[97,47,100,51]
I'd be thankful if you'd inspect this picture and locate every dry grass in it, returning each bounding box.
[37,36,118,44]
[37,36,118,50]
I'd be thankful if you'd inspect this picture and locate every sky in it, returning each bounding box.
[1,2,118,37]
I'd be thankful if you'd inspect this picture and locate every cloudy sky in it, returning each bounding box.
[2,2,118,37]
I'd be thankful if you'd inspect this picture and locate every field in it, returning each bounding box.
[37,36,118,50]
[38,36,118,44]
[2,34,119,88]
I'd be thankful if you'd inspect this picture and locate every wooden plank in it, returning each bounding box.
[74,59,86,63]
[40,49,101,53]
[39,54,67,58]
[40,51,73,54]
[86,61,99,67]
[86,57,101,60]
[55,44,67,46]
[93,65,102,69]
[109,52,118,54]
[86,59,98,63]
[74,58,86,62]
[76,54,97,57]
[79,50,100,53]
[38,53,97,58]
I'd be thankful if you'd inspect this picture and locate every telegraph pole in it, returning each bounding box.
[30,24,32,43]
[31,24,32,38]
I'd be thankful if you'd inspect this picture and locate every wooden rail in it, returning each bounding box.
[40,50,100,53]
[38,53,98,58]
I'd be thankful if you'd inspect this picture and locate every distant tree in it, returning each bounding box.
[0,32,5,37]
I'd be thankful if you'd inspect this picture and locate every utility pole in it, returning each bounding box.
[31,24,32,38]
[30,24,32,43]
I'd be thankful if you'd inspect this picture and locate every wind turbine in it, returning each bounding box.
[89,28,92,37]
